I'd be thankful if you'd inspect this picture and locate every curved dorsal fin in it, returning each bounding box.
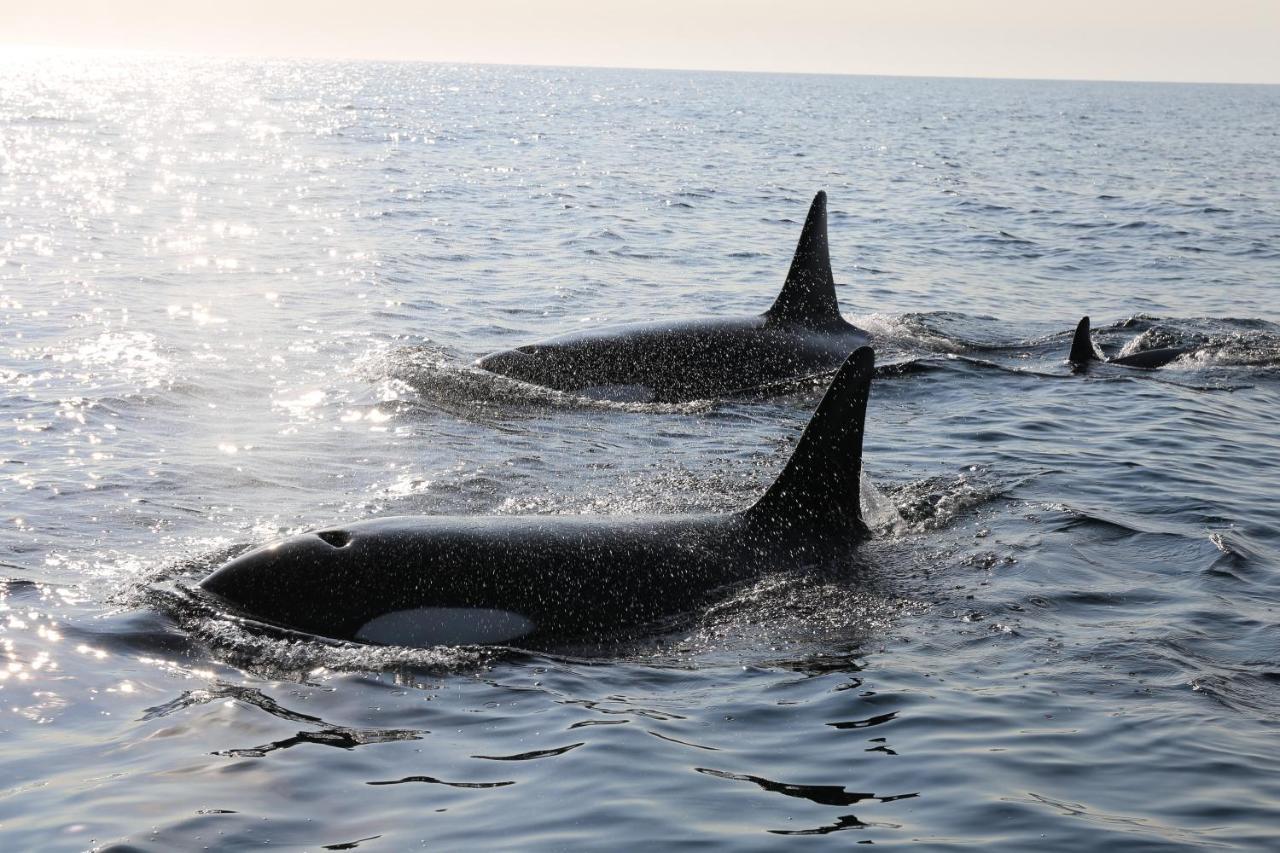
[1069,316,1102,363]
[747,347,873,534]
[765,191,842,325]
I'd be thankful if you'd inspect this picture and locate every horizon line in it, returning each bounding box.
[3,42,1278,88]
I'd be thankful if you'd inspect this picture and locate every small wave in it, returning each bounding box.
[1105,318,1280,369]
[851,312,966,354]
[1189,670,1280,721]
[954,200,1014,213]
[106,543,251,603]
[855,311,1060,355]
[1179,331,1280,368]
[861,474,906,533]
[873,358,943,378]
[880,466,1013,534]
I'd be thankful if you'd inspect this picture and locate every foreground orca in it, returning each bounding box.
[1069,316,1192,370]
[476,191,870,402]
[198,348,876,648]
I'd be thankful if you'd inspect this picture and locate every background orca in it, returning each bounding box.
[476,191,869,402]
[198,348,876,649]
[1068,316,1193,370]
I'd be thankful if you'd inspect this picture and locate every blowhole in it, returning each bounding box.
[316,529,352,548]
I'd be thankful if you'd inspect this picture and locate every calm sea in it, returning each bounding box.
[2,54,1278,850]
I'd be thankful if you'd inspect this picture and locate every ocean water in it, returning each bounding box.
[2,53,1279,850]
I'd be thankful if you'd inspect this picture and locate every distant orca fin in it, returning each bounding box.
[765,191,843,325]
[1069,316,1102,363]
[748,346,873,533]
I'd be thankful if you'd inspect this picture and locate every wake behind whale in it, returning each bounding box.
[197,348,876,649]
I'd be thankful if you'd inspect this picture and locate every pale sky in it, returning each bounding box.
[6,0,1280,84]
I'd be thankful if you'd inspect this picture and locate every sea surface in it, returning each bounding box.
[2,53,1278,850]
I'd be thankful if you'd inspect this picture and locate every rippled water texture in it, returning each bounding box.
[2,55,1279,850]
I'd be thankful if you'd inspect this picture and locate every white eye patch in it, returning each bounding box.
[354,607,536,647]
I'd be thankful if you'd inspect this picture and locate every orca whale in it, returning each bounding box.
[1068,316,1192,370]
[476,191,870,402]
[197,348,876,649]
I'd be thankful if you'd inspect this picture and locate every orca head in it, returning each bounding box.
[199,525,540,647]
[477,341,574,387]
[478,335,630,396]
[200,526,396,641]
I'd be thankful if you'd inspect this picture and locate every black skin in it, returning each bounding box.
[1103,347,1193,369]
[199,348,875,648]
[477,191,870,402]
[477,315,867,402]
[198,513,852,648]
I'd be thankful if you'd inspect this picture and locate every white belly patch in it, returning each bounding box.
[579,384,656,403]
[354,607,537,647]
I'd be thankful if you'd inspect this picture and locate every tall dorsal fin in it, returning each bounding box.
[747,347,873,534]
[765,191,843,325]
[1069,316,1103,363]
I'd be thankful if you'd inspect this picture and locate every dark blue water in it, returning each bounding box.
[2,55,1278,850]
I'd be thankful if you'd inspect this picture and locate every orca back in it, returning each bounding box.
[1109,346,1191,369]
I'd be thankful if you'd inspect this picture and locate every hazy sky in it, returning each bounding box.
[6,0,1279,84]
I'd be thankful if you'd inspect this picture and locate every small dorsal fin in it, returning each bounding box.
[1069,316,1102,363]
[747,347,873,533]
[765,191,842,325]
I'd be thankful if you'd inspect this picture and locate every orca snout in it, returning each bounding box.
[199,529,361,624]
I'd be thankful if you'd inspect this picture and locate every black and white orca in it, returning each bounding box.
[198,348,877,649]
[476,192,870,402]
